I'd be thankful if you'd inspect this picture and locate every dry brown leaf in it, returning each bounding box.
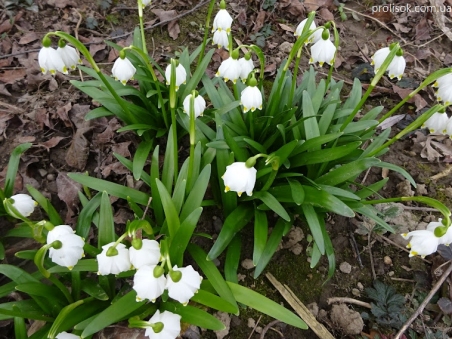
[19,32,39,45]
[56,172,81,221]
[39,136,66,152]
[45,0,76,8]
[392,85,427,111]
[168,21,180,40]
[65,129,90,170]
[35,108,52,129]
[152,9,180,40]
[253,11,266,34]
[96,118,121,144]
[391,23,411,33]
[303,0,329,11]
[279,23,294,33]
[70,104,91,129]
[319,8,334,22]
[0,69,27,84]
[0,84,11,97]
[414,17,431,41]
[111,141,132,158]
[18,136,35,143]
[55,102,72,128]
[101,161,129,177]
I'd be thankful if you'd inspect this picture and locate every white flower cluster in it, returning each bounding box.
[402,219,452,257]
[222,162,257,197]
[212,2,233,50]
[38,44,81,75]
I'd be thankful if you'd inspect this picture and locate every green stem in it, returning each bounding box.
[137,0,148,55]
[169,59,179,182]
[197,0,216,68]
[326,22,340,90]
[261,169,277,191]
[48,275,74,304]
[289,48,303,106]
[367,104,444,157]
[187,91,196,191]
[71,271,81,301]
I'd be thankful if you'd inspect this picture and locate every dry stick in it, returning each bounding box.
[247,315,262,339]
[327,297,372,309]
[394,261,452,339]
[74,9,84,82]
[0,0,211,60]
[368,232,377,280]
[430,165,452,180]
[259,320,283,339]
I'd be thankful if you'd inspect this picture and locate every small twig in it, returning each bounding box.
[247,315,262,339]
[342,6,408,44]
[349,232,363,268]
[394,261,452,339]
[73,9,84,82]
[368,232,377,280]
[430,165,452,180]
[327,297,372,309]
[0,101,25,113]
[259,320,282,339]
[390,277,416,283]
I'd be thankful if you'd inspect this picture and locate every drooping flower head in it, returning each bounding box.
[166,265,202,305]
[165,61,187,91]
[47,225,84,269]
[39,36,67,75]
[216,49,241,84]
[213,29,229,50]
[145,310,181,339]
[183,92,206,118]
[133,265,166,302]
[55,332,81,339]
[240,73,262,113]
[238,53,254,83]
[129,239,161,269]
[401,228,440,257]
[112,50,136,85]
[433,73,452,105]
[222,161,257,197]
[57,39,81,72]
[294,18,322,44]
[97,242,131,275]
[422,111,448,134]
[212,0,233,34]
[371,45,406,80]
[9,194,37,218]
[309,29,336,67]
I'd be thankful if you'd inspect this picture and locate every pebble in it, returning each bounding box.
[384,256,393,266]
[241,259,254,270]
[352,288,361,297]
[357,282,364,291]
[182,325,200,339]
[444,187,452,199]
[279,41,294,54]
[388,271,395,277]
[212,216,223,233]
[46,173,55,181]
[339,261,352,274]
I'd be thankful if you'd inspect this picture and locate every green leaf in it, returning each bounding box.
[224,235,241,283]
[0,242,4,261]
[254,218,288,278]
[302,91,320,140]
[0,299,54,321]
[114,153,151,187]
[133,140,154,180]
[374,161,416,187]
[355,178,389,199]
[14,317,27,339]
[207,205,253,260]
[253,209,268,265]
[291,141,362,167]
[301,204,325,255]
[26,185,63,225]
[179,165,211,222]
[5,143,32,197]
[161,302,226,331]
[76,192,101,238]
[162,124,175,192]
[150,146,164,225]
[68,173,149,205]
[291,132,343,156]
[254,191,290,221]
[98,191,116,248]
[288,179,304,205]
[156,179,180,238]
[81,279,109,300]
[191,289,238,314]
[227,282,307,329]
[15,283,66,306]
[81,291,145,338]
[302,185,355,217]
[315,158,381,186]
[48,299,85,339]
[188,244,239,314]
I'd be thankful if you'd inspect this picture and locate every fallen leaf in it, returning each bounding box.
[0,69,27,84]
[168,21,180,40]
[65,128,90,170]
[392,85,427,111]
[152,9,180,40]
[391,23,411,33]
[111,141,132,158]
[18,136,35,143]
[18,32,39,45]
[303,0,329,11]
[55,102,72,128]
[253,11,266,34]
[39,136,66,152]
[56,172,81,222]
[414,17,431,41]
[279,23,294,33]
[319,8,334,22]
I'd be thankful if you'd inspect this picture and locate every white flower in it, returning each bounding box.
[238,57,254,83]
[371,47,406,80]
[142,0,152,7]
[309,35,336,67]
[57,45,81,71]
[446,117,452,139]
[97,242,131,275]
[145,310,181,339]
[212,9,233,33]
[165,63,187,90]
[47,225,84,269]
[213,29,229,50]
[222,162,257,197]
[112,56,136,85]
[38,46,67,75]
[240,86,262,113]
[294,18,322,44]
[129,239,161,269]
[216,57,241,83]
[401,229,440,257]
[56,332,80,339]
[183,94,206,118]
[10,194,37,217]
[433,74,452,105]
[133,265,166,302]
[166,265,202,305]
[422,112,449,134]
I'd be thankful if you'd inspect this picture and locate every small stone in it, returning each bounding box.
[212,258,220,267]
[46,173,55,181]
[247,318,255,328]
[213,217,223,233]
[357,282,364,291]
[352,288,360,297]
[182,325,201,339]
[388,271,395,277]
[384,256,393,265]
[290,243,303,255]
[214,312,230,339]
[38,169,48,177]
[416,184,428,195]
[241,259,254,270]
[255,326,262,333]
[330,304,364,335]
[339,262,352,274]
[279,41,294,54]
[444,187,452,199]
[307,302,319,318]
[237,273,246,282]
[396,180,414,197]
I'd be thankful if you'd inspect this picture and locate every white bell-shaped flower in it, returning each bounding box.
[213,29,229,50]
[294,18,322,44]
[212,9,233,34]
[240,86,262,113]
[133,265,166,302]
[222,162,257,197]
[39,46,67,75]
[216,57,241,84]
[129,239,161,269]
[433,73,452,105]
[57,45,81,71]
[401,229,440,257]
[56,332,80,339]
[47,225,84,269]
[112,56,136,85]
[183,93,206,118]
[165,63,187,91]
[445,117,452,139]
[10,194,37,217]
[145,310,181,339]
[238,56,254,83]
[166,265,202,305]
[422,112,449,134]
[371,46,406,80]
[426,219,452,245]
[309,31,336,67]
[97,243,131,275]
[142,0,152,7]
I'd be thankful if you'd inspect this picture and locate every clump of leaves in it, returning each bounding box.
[86,16,99,30]
[262,0,277,10]
[98,0,112,11]
[364,280,406,328]
[249,23,274,48]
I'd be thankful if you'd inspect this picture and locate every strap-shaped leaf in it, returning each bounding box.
[315,158,381,186]
[156,179,180,238]
[26,184,63,225]
[291,141,362,167]
[225,235,241,283]
[76,192,102,238]
[254,191,290,221]
[5,143,32,197]
[180,164,211,222]
[227,282,307,329]
[98,191,116,248]
[302,186,355,217]
[301,204,325,255]
[0,299,54,321]
[253,209,268,265]
[133,140,154,180]
[191,289,238,314]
